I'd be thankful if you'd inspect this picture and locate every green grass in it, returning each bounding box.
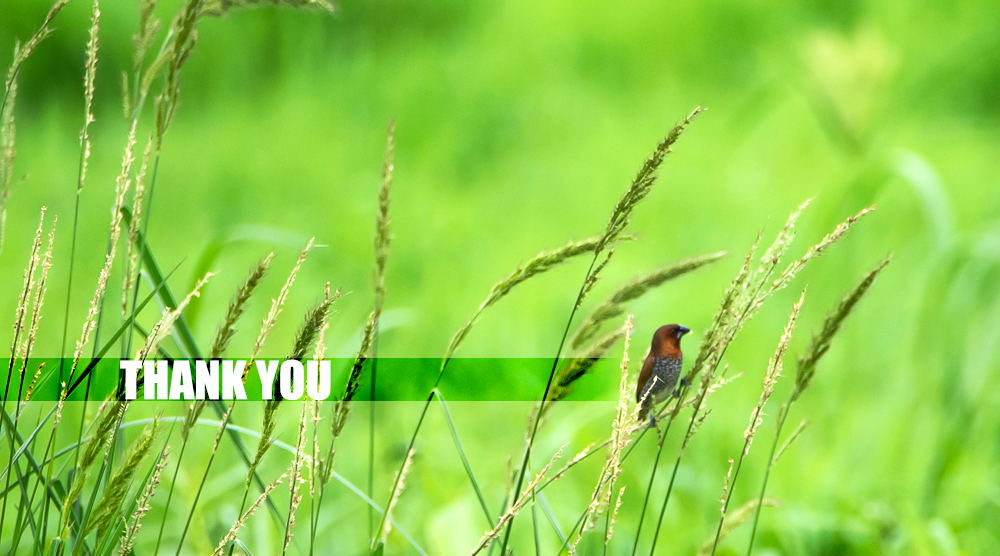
[1,0,999,555]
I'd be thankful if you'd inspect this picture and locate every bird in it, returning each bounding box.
[636,324,691,426]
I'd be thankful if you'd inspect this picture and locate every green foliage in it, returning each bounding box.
[0,1,998,555]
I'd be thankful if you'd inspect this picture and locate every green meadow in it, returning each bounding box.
[1,1,998,554]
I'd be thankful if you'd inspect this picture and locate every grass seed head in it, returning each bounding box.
[571,251,725,350]
[441,235,600,372]
[210,253,273,359]
[212,473,286,556]
[250,239,313,372]
[597,107,703,254]
[89,418,159,534]
[288,288,342,361]
[793,254,891,401]
[698,498,779,556]
[472,445,564,555]
[744,290,805,455]
[114,447,169,556]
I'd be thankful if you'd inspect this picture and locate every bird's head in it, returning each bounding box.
[651,324,690,356]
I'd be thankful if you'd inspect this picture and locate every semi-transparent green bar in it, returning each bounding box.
[0,358,622,401]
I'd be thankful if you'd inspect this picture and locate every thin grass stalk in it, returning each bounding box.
[635,373,731,555]
[699,499,777,556]
[569,252,726,351]
[114,447,168,556]
[0,0,69,253]
[365,228,601,548]
[643,373,739,556]
[225,244,312,556]
[742,406,789,554]
[507,247,599,550]
[124,0,161,119]
[229,399,279,556]
[71,413,127,556]
[0,208,47,541]
[367,233,601,550]
[87,260,195,554]
[547,371,741,555]
[381,447,415,545]
[58,400,126,545]
[308,400,321,555]
[5,220,54,548]
[501,107,702,555]
[122,153,160,357]
[745,256,890,555]
[64,258,183,398]
[135,272,213,360]
[641,203,871,555]
[602,486,626,554]
[33,387,67,552]
[368,359,376,542]
[86,419,159,537]
[633,232,766,556]
[57,0,97,391]
[3,208,45,410]
[366,123,395,548]
[124,0,207,358]
[150,441,187,554]
[151,258,272,556]
[212,473,286,556]
[121,136,153,326]
[0,2,69,115]
[708,292,805,556]
[472,446,565,556]
[69,120,137,513]
[628,414,677,556]
[440,235,601,376]
[308,287,333,556]
[569,317,641,553]
[172,404,234,556]
[247,239,314,374]
[532,488,542,556]
[282,403,309,555]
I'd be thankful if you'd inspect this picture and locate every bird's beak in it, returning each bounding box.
[678,326,691,336]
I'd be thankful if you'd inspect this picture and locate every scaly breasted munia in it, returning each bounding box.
[636,324,690,425]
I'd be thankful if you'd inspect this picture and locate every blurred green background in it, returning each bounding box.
[1,0,999,554]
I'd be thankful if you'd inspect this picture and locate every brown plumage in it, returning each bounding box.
[636,324,690,425]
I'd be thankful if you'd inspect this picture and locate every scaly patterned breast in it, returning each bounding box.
[640,356,682,405]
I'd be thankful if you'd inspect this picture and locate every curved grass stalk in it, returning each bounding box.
[501,108,702,555]
[371,234,602,551]
[707,292,804,556]
[744,256,890,555]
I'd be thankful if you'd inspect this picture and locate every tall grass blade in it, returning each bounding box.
[537,491,566,545]
[435,390,495,527]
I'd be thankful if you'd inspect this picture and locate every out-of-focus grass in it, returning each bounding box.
[0,0,998,554]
